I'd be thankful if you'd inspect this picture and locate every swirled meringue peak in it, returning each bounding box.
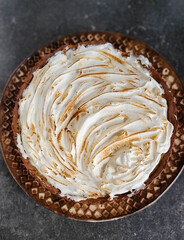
[17,43,174,201]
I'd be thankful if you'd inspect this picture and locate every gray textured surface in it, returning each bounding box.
[0,0,184,239]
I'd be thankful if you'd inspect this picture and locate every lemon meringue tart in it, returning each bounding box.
[12,42,176,201]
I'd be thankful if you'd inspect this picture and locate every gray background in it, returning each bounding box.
[0,0,184,239]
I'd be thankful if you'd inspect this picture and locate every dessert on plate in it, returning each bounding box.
[12,42,176,201]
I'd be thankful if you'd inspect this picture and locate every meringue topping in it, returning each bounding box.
[17,43,174,201]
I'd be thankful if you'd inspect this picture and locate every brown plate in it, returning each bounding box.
[0,32,184,222]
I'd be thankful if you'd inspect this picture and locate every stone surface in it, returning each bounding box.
[0,0,183,239]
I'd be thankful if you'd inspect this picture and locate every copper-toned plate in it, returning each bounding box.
[0,32,184,222]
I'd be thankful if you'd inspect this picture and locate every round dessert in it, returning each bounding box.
[13,42,174,201]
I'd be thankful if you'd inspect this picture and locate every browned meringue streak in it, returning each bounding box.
[138,95,165,107]
[99,50,148,76]
[91,128,161,165]
[80,114,128,155]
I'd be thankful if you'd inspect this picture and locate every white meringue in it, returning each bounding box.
[17,43,173,201]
